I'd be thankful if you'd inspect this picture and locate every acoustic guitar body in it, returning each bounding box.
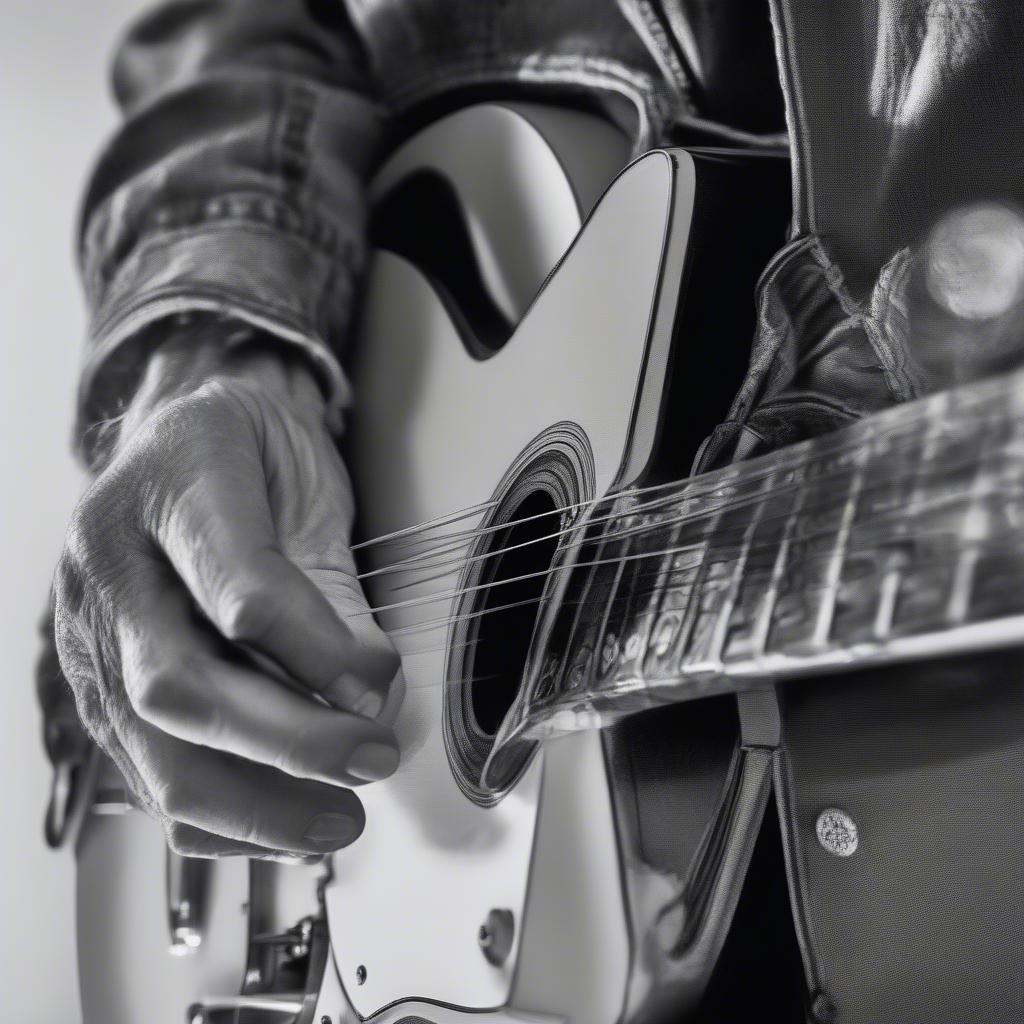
[75,103,790,1023]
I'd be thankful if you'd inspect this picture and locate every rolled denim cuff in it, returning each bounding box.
[77,212,356,461]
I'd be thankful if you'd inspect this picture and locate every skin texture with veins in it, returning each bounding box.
[53,326,402,859]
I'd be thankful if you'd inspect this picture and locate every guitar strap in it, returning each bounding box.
[736,687,781,750]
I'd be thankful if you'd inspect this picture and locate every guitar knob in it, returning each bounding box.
[477,908,514,966]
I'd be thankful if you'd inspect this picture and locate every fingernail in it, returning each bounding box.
[332,675,386,718]
[303,813,360,848]
[354,688,385,719]
[347,742,400,782]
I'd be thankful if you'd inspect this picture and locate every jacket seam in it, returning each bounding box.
[383,53,673,147]
[620,1,693,107]
[274,81,342,338]
[90,283,329,349]
[807,237,913,404]
[729,236,818,421]
[84,196,357,300]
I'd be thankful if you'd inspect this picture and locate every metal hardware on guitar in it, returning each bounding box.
[167,848,207,955]
[187,995,304,1024]
[188,912,332,1024]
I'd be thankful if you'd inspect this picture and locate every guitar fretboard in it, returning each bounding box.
[495,367,1024,754]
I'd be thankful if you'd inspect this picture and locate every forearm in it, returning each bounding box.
[78,0,390,466]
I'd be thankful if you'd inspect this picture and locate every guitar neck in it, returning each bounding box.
[507,367,1024,743]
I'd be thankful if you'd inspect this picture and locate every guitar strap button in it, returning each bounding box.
[815,808,859,857]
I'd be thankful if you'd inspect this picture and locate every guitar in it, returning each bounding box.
[75,101,1024,1024]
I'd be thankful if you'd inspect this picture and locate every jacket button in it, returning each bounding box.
[815,808,858,857]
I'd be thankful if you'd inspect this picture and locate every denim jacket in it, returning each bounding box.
[78,0,1024,471]
[77,0,789,463]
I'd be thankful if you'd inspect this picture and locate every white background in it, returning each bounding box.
[0,1,146,1019]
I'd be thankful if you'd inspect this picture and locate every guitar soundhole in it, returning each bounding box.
[469,490,560,737]
[444,421,594,805]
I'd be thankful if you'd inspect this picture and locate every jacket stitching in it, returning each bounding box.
[89,220,355,339]
[619,0,692,107]
[384,53,673,147]
[84,193,356,300]
[807,237,913,404]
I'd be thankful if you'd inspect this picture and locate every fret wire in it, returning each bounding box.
[635,510,690,669]
[946,412,1001,625]
[552,520,612,694]
[707,471,778,667]
[613,511,682,685]
[678,475,743,674]
[872,391,950,639]
[370,401,1015,606]
[872,568,901,640]
[591,510,641,685]
[752,466,807,659]
[812,445,870,647]
[497,372,1024,745]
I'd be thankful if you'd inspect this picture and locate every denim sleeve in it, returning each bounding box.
[77,0,390,461]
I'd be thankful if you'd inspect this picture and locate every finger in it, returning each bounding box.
[120,580,399,786]
[303,567,402,718]
[155,457,397,704]
[165,821,321,864]
[122,721,367,855]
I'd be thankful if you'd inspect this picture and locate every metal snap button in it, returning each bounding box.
[815,808,858,857]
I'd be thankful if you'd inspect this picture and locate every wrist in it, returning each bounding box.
[117,316,328,455]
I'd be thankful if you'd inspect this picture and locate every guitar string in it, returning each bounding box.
[386,544,881,649]
[356,448,1008,620]
[352,411,1007,592]
[349,498,501,551]
[387,531,1024,675]
[345,396,1020,680]
[388,436,1024,662]
[345,380,1019,626]
[366,467,797,597]
[348,412,890,564]
[381,495,1024,654]
[352,474,704,573]
[365,491,684,591]
[371,510,1010,642]
[345,385,1005,559]
[370,455,818,594]
[351,475,696,558]
[373,403,1022,607]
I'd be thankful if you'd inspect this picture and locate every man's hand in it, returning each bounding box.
[53,328,400,858]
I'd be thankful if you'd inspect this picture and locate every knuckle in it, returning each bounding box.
[270,720,319,779]
[219,586,279,645]
[132,657,215,734]
[130,665,184,723]
[153,777,191,820]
